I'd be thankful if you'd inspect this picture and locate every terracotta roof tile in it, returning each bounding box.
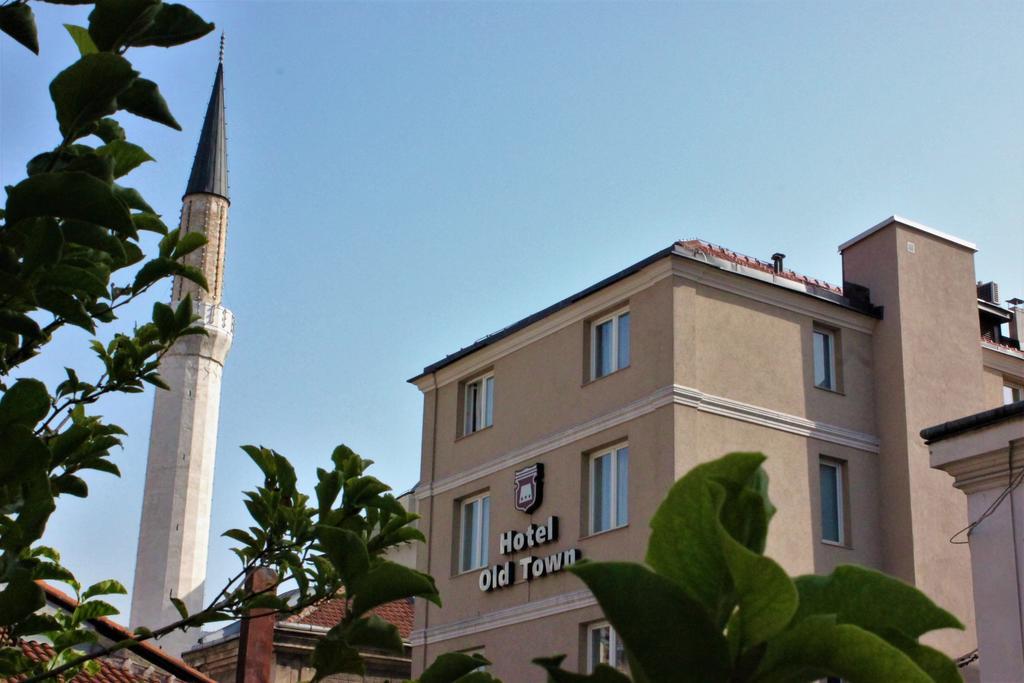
[676,239,845,295]
[283,596,415,640]
[7,639,163,682]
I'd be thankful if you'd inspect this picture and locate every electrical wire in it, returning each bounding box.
[949,440,1023,544]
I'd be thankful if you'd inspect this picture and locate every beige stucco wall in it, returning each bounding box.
[842,222,985,655]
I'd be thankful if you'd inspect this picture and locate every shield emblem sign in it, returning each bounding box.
[513,463,544,514]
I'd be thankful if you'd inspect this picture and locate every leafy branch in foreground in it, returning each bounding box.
[534,452,963,683]
[0,0,216,678]
[20,443,441,683]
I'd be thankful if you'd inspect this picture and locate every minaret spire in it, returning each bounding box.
[184,38,228,201]
[131,42,235,657]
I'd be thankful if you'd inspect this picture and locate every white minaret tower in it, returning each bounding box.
[130,39,233,656]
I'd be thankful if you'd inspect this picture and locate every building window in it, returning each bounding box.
[463,372,494,435]
[1004,382,1023,405]
[587,622,627,673]
[813,326,838,391]
[591,308,630,379]
[459,493,489,572]
[819,458,845,545]
[589,445,629,534]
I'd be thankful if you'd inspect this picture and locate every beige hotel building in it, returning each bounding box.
[407,216,1024,681]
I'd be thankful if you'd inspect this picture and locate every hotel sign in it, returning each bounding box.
[478,515,582,592]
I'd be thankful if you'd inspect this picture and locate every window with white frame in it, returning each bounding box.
[591,308,630,380]
[819,458,844,545]
[1004,381,1023,405]
[813,327,837,391]
[589,445,629,534]
[587,622,627,673]
[462,372,494,435]
[459,493,489,573]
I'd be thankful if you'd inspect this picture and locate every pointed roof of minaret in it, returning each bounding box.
[184,35,229,201]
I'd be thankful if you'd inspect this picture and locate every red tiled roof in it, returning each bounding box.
[11,639,164,682]
[21,583,215,683]
[283,596,415,640]
[676,239,845,295]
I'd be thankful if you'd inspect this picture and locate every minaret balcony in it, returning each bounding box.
[192,300,235,336]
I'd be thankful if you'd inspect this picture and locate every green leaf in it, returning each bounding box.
[0,576,45,626]
[719,511,797,652]
[94,117,125,143]
[118,77,180,130]
[344,614,403,654]
[112,183,154,213]
[82,579,127,601]
[41,264,110,299]
[885,632,963,683]
[174,294,193,330]
[350,561,440,619]
[131,212,168,234]
[318,526,370,588]
[50,53,138,139]
[88,0,161,52]
[132,257,175,292]
[646,451,768,621]
[72,599,119,624]
[6,172,134,234]
[23,217,64,270]
[570,561,730,683]
[310,636,363,681]
[64,23,98,55]
[793,565,963,640]
[130,3,214,48]
[533,655,632,683]
[315,469,343,517]
[419,653,493,683]
[754,615,935,683]
[97,139,154,178]
[0,2,39,54]
[169,596,188,619]
[37,289,95,331]
[0,378,50,427]
[26,148,115,184]
[152,301,175,337]
[172,231,206,258]
[54,474,88,497]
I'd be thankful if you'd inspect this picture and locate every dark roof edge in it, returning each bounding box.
[921,401,1024,444]
[408,242,879,384]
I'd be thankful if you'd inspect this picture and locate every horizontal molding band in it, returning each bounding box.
[416,385,879,501]
[410,589,597,647]
[416,386,675,500]
[677,386,880,453]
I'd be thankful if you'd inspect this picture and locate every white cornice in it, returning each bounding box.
[410,589,597,646]
[416,384,879,501]
[982,343,1024,378]
[837,215,977,254]
[415,385,676,500]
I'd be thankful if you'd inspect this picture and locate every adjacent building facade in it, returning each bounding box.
[408,216,1024,680]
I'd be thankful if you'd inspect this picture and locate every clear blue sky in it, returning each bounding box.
[2,1,1022,619]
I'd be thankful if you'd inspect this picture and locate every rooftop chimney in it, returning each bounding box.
[236,567,277,683]
[771,253,785,274]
